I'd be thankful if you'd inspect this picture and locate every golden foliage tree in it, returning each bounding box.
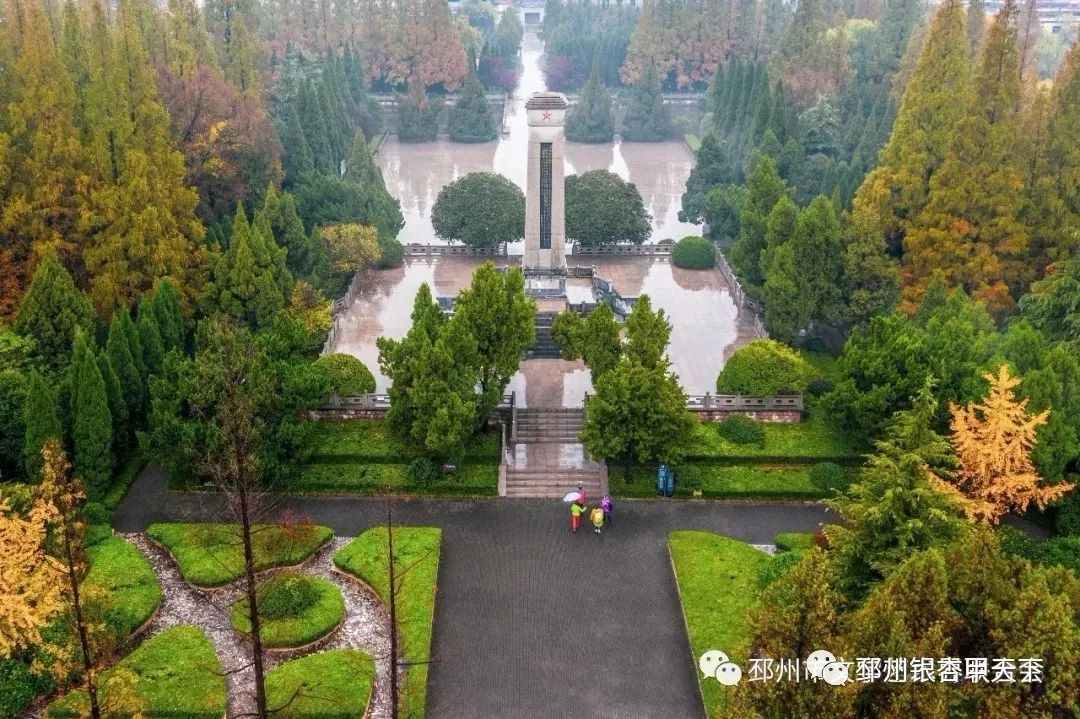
[319,223,381,274]
[0,442,63,657]
[937,364,1074,523]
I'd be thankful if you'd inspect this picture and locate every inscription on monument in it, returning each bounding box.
[540,142,552,250]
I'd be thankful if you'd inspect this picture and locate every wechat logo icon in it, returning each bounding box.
[699,650,743,687]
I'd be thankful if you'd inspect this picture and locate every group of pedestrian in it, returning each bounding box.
[569,485,613,535]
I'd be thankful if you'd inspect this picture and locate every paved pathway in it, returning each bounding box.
[115,466,833,718]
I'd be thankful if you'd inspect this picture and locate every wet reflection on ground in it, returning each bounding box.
[376,31,700,246]
[327,257,758,403]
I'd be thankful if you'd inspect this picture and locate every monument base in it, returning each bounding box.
[523,268,567,299]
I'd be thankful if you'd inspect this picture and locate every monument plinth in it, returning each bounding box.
[523,92,568,273]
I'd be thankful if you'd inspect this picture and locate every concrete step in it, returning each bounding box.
[514,435,583,444]
[518,409,584,417]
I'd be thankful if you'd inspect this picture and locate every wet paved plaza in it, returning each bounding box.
[327,256,759,403]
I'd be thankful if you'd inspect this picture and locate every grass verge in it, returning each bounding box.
[46,626,225,718]
[146,522,333,587]
[84,537,162,642]
[685,412,864,461]
[265,650,375,718]
[231,572,345,648]
[295,460,499,496]
[669,531,769,717]
[610,463,856,500]
[308,420,501,462]
[334,527,441,719]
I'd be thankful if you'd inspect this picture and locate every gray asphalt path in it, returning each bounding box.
[114,466,833,718]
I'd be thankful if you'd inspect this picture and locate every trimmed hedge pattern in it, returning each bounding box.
[231,572,345,648]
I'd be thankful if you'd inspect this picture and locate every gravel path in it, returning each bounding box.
[124,534,395,719]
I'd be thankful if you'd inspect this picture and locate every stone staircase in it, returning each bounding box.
[502,408,607,498]
[525,311,561,359]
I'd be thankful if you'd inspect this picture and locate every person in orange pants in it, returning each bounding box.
[570,500,585,532]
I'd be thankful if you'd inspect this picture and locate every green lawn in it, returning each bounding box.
[669,531,770,717]
[611,463,856,500]
[47,626,226,718]
[334,527,441,719]
[686,411,864,461]
[294,460,499,495]
[265,650,375,718]
[308,420,501,462]
[231,573,345,648]
[84,537,162,643]
[773,532,815,552]
[146,523,333,587]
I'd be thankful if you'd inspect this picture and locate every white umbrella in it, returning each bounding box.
[562,491,582,503]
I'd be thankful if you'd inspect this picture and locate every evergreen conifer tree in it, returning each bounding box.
[107,309,144,432]
[13,251,95,373]
[97,349,127,454]
[622,65,670,142]
[278,103,315,182]
[565,60,615,143]
[730,156,789,289]
[71,330,112,497]
[397,77,439,143]
[137,298,165,376]
[448,57,498,142]
[150,279,184,355]
[22,371,63,480]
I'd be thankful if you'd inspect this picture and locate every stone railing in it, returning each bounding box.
[714,247,767,340]
[308,392,515,421]
[687,393,803,423]
[403,244,508,257]
[570,240,675,257]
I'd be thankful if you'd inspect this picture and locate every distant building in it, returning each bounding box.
[983,0,1080,32]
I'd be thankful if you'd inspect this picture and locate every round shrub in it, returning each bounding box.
[809,462,848,494]
[0,659,39,718]
[407,457,442,485]
[259,574,321,620]
[312,354,376,398]
[672,236,715,269]
[378,238,404,269]
[717,415,765,445]
[232,573,344,648]
[81,501,109,525]
[716,339,813,396]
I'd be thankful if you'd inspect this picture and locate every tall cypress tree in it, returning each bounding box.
[565,60,615,143]
[345,131,384,188]
[107,309,144,432]
[97,349,127,454]
[71,331,113,498]
[622,65,670,142]
[278,103,315,182]
[23,371,63,480]
[137,298,165,376]
[731,156,789,289]
[448,58,498,143]
[905,0,1026,312]
[150,279,184,355]
[262,184,322,279]
[850,0,970,263]
[13,251,95,373]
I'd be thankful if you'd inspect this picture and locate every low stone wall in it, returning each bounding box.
[306,408,388,421]
[695,409,802,423]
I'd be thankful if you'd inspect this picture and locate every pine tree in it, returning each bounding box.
[137,298,165,376]
[844,177,903,325]
[299,79,334,171]
[278,103,315,182]
[730,156,789,290]
[761,196,806,342]
[262,184,323,279]
[107,309,144,433]
[13,251,95,373]
[97,349,127,454]
[448,58,498,143]
[149,278,184,354]
[621,65,670,142]
[211,207,285,329]
[623,295,672,371]
[397,77,439,143]
[792,195,846,326]
[850,0,970,261]
[345,131,384,188]
[0,0,89,318]
[566,60,615,143]
[71,330,113,498]
[938,364,1074,523]
[22,370,63,481]
[904,0,1028,312]
[967,0,986,58]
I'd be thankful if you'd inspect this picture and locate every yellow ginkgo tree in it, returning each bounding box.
[935,364,1074,523]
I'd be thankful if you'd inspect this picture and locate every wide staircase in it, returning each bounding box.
[502,408,608,498]
[525,311,561,359]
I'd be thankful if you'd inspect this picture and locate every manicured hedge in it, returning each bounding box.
[669,532,768,716]
[84,537,162,643]
[672,236,716,269]
[308,420,502,462]
[716,415,764,445]
[312,354,376,398]
[265,650,375,718]
[47,626,226,718]
[685,412,864,461]
[334,527,441,719]
[231,572,344,648]
[147,523,333,587]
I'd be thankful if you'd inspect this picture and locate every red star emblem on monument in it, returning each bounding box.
[541,111,552,121]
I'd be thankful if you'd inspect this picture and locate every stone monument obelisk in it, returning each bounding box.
[523,92,568,272]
